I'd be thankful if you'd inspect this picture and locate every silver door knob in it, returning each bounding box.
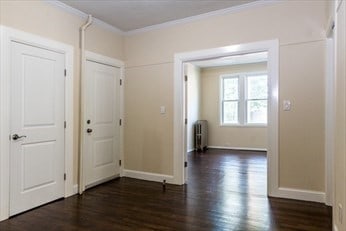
[12,134,27,140]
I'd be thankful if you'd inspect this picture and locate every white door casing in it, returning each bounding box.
[10,41,65,216]
[82,52,123,189]
[0,26,74,221]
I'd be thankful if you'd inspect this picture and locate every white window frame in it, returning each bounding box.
[220,72,268,127]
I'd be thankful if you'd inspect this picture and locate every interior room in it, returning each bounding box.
[0,0,345,230]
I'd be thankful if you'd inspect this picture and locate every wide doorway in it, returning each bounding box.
[173,40,279,196]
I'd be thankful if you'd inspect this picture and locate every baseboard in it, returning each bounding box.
[123,169,175,184]
[272,187,326,204]
[334,224,339,231]
[208,146,267,152]
[187,148,195,152]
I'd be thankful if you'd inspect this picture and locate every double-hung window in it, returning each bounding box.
[221,73,268,126]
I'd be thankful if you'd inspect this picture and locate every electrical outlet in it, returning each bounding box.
[339,204,343,224]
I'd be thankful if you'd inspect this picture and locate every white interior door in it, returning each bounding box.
[10,41,65,216]
[84,60,120,188]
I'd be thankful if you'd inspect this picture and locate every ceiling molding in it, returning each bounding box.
[124,0,281,36]
[46,0,280,36]
[45,0,124,35]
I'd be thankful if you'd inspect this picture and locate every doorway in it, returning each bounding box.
[184,52,269,188]
[173,40,279,197]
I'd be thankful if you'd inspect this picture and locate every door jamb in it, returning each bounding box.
[173,40,279,197]
[0,26,74,221]
[79,51,124,193]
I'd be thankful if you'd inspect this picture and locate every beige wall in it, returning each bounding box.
[200,62,267,150]
[124,64,173,174]
[124,1,327,192]
[0,0,329,194]
[186,63,201,151]
[0,0,124,184]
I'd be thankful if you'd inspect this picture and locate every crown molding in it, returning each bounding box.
[45,0,124,35]
[45,0,280,36]
[124,0,282,36]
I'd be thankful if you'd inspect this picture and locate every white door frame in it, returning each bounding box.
[79,51,124,193]
[0,26,74,221]
[173,40,279,197]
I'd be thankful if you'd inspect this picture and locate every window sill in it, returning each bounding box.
[220,123,267,128]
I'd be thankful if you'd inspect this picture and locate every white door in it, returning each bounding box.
[84,60,120,188]
[10,41,65,216]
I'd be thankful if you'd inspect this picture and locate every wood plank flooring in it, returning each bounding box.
[0,149,332,230]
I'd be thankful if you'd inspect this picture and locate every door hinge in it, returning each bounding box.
[185,75,188,82]
[184,161,187,168]
[119,119,122,126]
[64,69,67,77]
[64,121,66,128]
[64,173,66,181]
[120,79,122,86]
[185,118,188,124]
[119,160,122,166]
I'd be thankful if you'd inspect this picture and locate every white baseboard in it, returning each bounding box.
[334,224,339,231]
[272,187,326,203]
[123,169,175,184]
[187,148,195,152]
[208,145,267,152]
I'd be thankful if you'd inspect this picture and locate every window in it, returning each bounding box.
[221,73,268,126]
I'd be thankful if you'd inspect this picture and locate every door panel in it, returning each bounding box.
[84,60,120,187]
[10,41,65,216]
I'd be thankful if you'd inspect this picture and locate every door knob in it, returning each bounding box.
[12,134,27,140]
[86,128,93,133]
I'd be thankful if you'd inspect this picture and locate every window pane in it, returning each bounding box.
[247,100,267,124]
[247,75,267,99]
[223,101,238,123]
[223,78,238,100]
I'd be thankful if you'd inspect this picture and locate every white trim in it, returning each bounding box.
[334,224,339,231]
[325,38,335,206]
[125,0,281,35]
[0,26,74,221]
[79,51,125,192]
[174,40,279,196]
[123,169,174,184]
[208,146,267,152]
[45,0,124,35]
[275,187,326,204]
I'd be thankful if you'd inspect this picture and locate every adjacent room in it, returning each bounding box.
[0,0,345,230]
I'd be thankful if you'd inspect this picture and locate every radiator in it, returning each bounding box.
[195,120,208,152]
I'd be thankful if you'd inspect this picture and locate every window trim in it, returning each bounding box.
[220,71,268,127]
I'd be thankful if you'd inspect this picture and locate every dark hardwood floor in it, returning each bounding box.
[0,149,332,230]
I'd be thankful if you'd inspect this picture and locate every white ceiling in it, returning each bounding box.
[59,0,258,32]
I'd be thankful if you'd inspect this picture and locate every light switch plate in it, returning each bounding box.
[160,106,166,114]
[283,100,291,111]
